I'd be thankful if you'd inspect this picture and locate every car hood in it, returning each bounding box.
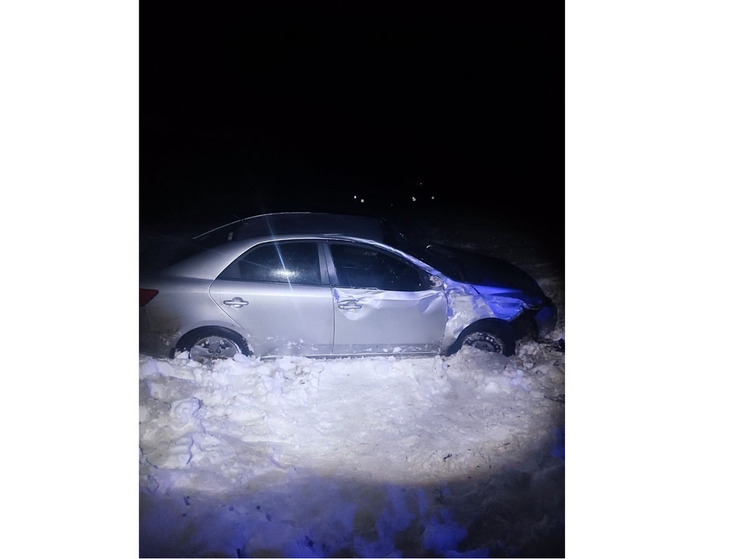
[420,244,547,300]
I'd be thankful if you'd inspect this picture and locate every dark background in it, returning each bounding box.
[140,2,564,261]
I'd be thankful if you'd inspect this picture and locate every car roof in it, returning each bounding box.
[195,212,387,244]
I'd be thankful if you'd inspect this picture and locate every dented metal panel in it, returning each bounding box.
[329,238,531,352]
[332,287,447,355]
[440,278,527,349]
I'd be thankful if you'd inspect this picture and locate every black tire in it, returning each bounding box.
[462,331,504,353]
[450,322,516,357]
[173,327,251,362]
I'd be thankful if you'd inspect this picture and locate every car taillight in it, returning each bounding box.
[140,288,159,307]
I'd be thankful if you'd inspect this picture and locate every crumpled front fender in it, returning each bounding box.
[441,279,525,349]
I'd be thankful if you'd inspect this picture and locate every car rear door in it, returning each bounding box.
[208,240,334,357]
[324,241,447,355]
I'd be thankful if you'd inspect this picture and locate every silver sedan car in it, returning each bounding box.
[140,213,557,361]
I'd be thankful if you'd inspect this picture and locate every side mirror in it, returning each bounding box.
[429,275,444,289]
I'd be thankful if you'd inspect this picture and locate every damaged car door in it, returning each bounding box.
[325,241,447,355]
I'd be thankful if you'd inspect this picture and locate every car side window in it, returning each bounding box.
[218,242,323,285]
[329,243,429,291]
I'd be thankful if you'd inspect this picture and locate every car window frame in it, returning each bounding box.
[216,240,329,286]
[322,240,432,292]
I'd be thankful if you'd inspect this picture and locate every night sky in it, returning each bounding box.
[140,2,564,253]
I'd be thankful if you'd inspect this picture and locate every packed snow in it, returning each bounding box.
[139,212,565,557]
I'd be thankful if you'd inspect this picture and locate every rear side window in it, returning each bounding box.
[329,243,428,291]
[218,242,323,285]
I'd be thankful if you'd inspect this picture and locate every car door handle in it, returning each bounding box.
[337,299,362,311]
[223,297,249,308]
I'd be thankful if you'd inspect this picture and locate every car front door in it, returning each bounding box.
[208,241,334,357]
[325,241,447,355]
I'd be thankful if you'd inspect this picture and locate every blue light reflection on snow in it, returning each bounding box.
[552,427,565,459]
[140,444,565,558]
[140,479,494,557]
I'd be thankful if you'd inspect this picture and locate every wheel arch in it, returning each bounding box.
[171,325,253,359]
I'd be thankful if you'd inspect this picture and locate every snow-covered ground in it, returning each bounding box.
[139,211,565,557]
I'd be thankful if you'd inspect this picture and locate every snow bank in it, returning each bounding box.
[140,340,564,557]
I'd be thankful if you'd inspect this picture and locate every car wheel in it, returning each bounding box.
[462,331,503,353]
[175,327,251,362]
[452,323,516,357]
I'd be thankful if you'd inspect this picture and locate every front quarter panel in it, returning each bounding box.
[440,278,526,350]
